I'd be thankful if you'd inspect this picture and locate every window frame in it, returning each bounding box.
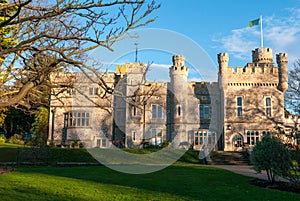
[265,97,272,117]
[236,97,243,117]
[151,104,163,119]
[199,105,210,119]
[68,111,90,127]
[89,87,99,96]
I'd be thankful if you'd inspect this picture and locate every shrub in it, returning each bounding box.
[79,142,84,149]
[8,134,24,145]
[162,140,171,148]
[0,134,6,144]
[250,134,292,183]
[71,140,79,148]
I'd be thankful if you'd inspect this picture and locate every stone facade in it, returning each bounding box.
[48,47,297,151]
[219,48,291,151]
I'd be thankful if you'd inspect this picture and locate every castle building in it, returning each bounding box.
[48,47,296,151]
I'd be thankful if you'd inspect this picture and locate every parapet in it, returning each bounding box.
[170,55,189,78]
[218,52,229,64]
[276,53,288,64]
[225,63,278,74]
[116,62,147,74]
[252,47,273,63]
[50,71,116,84]
[172,55,185,67]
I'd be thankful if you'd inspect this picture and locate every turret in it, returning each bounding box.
[252,48,273,63]
[170,55,188,81]
[276,53,288,92]
[217,52,229,89]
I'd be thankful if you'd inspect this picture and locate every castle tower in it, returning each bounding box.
[276,53,288,92]
[170,55,188,82]
[218,47,289,151]
[217,52,229,89]
[252,47,273,63]
[169,55,198,148]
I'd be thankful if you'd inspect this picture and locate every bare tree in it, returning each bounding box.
[0,0,160,108]
[286,59,300,115]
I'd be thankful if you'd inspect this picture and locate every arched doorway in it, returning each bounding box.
[232,134,243,148]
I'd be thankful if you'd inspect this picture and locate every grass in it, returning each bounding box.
[0,144,299,200]
[0,143,22,162]
[0,144,98,163]
[0,144,200,164]
[0,165,299,201]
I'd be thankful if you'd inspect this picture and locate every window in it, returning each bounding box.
[89,87,99,96]
[237,97,243,116]
[233,135,243,147]
[101,139,107,147]
[199,105,210,119]
[152,104,163,119]
[265,97,272,116]
[67,88,76,95]
[247,131,260,145]
[132,131,136,141]
[150,129,162,145]
[177,105,181,116]
[194,130,214,146]
[97,139,101,147]
[68,112,90,127]
[97,138,107,148]
[132,106,137,117]
[194,132,199,145]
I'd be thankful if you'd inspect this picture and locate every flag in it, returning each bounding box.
[248,18,259,27]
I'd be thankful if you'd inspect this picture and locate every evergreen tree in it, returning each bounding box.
[31,107,49,147]
[250,134,292,183]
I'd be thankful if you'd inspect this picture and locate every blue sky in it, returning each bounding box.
[148,0,300,64]
[90,0,300,82]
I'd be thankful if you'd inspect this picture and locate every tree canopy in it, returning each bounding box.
[0,0,160,109]
[250,134,292,183]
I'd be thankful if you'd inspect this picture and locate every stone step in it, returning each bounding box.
[208,151,249,165]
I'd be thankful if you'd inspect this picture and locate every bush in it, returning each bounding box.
[250,134,292,183]
[71,140,79,148]
[8,134,24,145]
[79,142,84,149]
[0,134,6,144]
[162,140,171,148]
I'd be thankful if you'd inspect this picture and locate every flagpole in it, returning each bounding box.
[260,15,263,48]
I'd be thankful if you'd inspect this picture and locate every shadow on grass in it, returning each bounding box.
[11,165,300,201]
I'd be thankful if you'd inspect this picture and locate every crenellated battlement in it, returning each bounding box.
[50,71,116,84]
[188,81,218,89]
[225,63,278,75]
[218,48,289,89]
[173,55,186,67]
[276,53,288,64]
[218,52,229,63]
[222,65,279,84]
[170,55,189,79]
[252,47,273,63]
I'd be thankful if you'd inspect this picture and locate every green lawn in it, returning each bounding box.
[0,144,200,164]
[0,144,98,163]
[0,143,21,162]
[0,144,299,200]
[0,165,298,201]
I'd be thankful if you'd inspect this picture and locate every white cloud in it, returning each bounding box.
[149,63,170,69]
[213,8,300,65]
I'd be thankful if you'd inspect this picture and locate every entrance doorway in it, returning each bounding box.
[232,134,243,148]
